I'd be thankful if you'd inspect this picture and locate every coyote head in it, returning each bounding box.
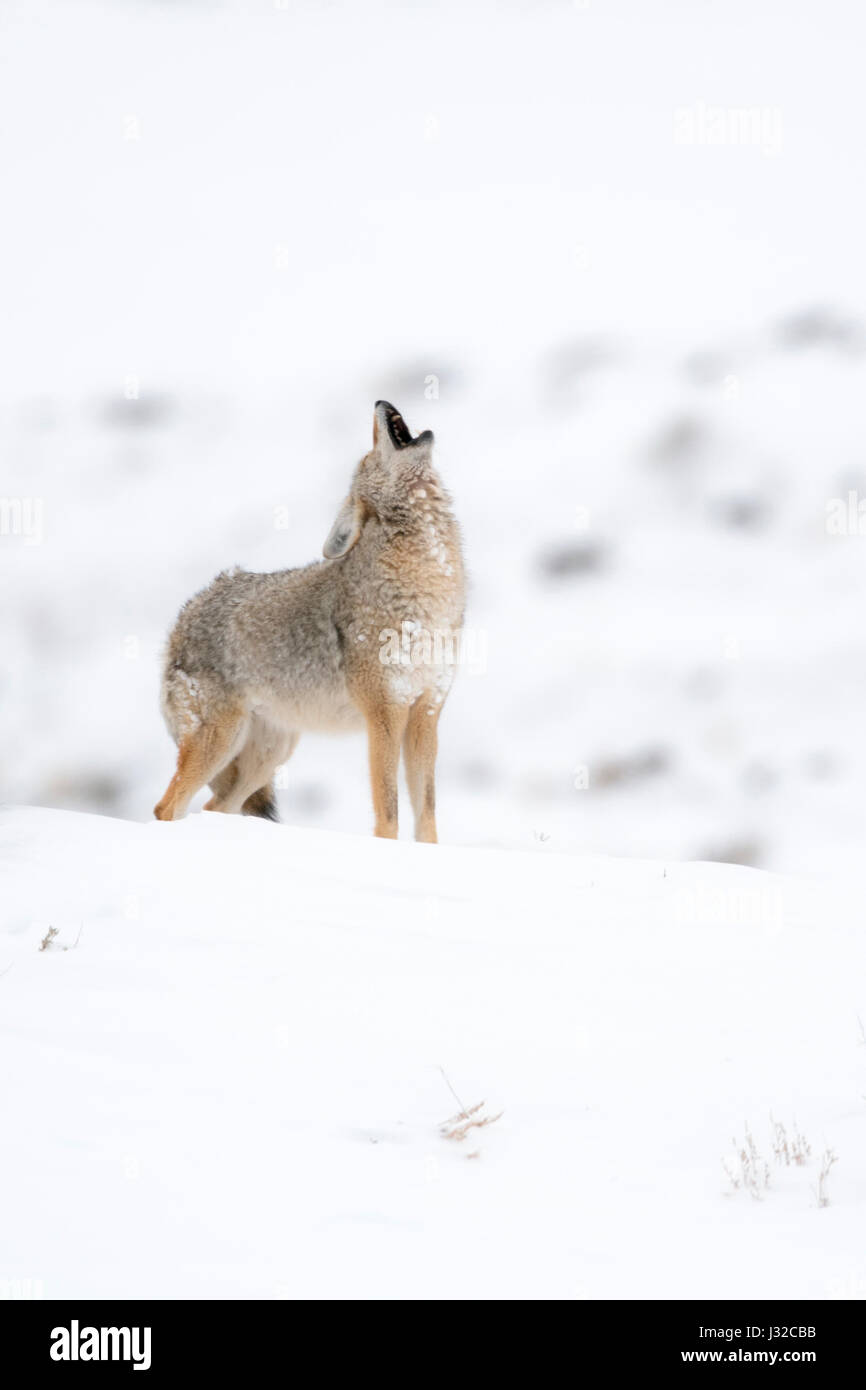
[323,401,435,559]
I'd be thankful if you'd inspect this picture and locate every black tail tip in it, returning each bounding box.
[242,787,280,822]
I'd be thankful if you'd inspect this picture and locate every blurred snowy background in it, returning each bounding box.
[2,0,866,876]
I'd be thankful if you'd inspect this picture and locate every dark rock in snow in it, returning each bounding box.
[537,538,607,579]
[101,392,176,430]
[775,307,866,355]
[648,415,708,472]
[700,837,764,869]
[593,746,671,790]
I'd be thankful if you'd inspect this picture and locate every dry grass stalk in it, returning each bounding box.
[771,1115,811,1167]
[440,1100,504,1143]
[38,924,83,953]
[723,1124,770,1199]
[815,1150,838,1208]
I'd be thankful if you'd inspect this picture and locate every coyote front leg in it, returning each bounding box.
[403,698,440,843]
[364,703,410,839]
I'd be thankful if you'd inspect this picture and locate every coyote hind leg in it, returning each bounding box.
[203,759,239,809]
[204,761,280,820]
[204,720,298,817]
[154,708,247,821]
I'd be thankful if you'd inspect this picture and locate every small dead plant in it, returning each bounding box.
[771,1115,811,1167]
[725,1116,837,1208]
[723,1124,770,1199]
[440,1100,503,1144]
[814,1149,838,1208]
[438,1067,503,1158]
[38,925,83,953]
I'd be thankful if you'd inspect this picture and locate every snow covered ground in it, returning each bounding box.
[1,805,864,1300]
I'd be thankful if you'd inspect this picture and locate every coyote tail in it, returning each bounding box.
[242,785,280,822]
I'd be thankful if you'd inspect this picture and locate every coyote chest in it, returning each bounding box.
[340,546,463,707]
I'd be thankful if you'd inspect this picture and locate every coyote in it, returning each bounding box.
[154,401,465,841]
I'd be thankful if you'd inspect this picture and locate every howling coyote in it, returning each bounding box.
[155,401,465,841]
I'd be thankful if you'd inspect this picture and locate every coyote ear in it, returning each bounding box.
[323,495,362,559]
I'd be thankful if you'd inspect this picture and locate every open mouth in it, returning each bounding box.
[377,401,414,449]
